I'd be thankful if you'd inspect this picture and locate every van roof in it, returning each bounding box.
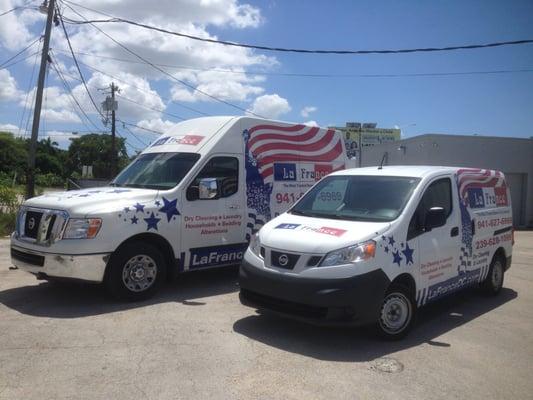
[331,165,465,179]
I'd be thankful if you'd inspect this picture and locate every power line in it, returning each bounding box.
[62,0,533,56]
[116,119,164,136]
[53,48,533,79]
[61,2,264,117]
[55,3,105,121]
[0,36,41,68]
[56,49,210,117]
[49,61,188,122]
[121,124,148,147]
[49,51,103,132]
[0,50,41,70]
[18,43,41,137]
[0,0,36,17]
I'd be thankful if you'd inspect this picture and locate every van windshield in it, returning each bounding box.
[112,152,200,190]
[290,175,420,222]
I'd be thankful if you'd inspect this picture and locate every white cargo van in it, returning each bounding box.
[10,116,350,300]
[239,166,513,339]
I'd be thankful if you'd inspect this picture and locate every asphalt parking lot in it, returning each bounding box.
[0,232,532,400]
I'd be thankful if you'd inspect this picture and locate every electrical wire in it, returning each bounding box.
[61,0,533,56]
[0,0,36,17]
[49,51,105,133]
[0,50,41,70]
[61,2,264,117]
[53,48,533,79]
[56,51,210,117]
[18,42,41,137]
[55,3,106,120]
[0,36,41,68]
[116,119,164,136]
[121,124,148,147]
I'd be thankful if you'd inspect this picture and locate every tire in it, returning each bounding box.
[105,241,167,301]
[481,255,505,295]
[375,284,416,340]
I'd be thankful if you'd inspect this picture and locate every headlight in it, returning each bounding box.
[63,218,102,239]
[249,232,262,257]
[320,240,376,267]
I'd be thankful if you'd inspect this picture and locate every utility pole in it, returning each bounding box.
[101,82,119,177]
[110,82,117,177]
[26,0,56,199]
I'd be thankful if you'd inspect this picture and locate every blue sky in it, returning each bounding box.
[1,0,532,152]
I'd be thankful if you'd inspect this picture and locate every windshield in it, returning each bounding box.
[290,175,420,222]
[112,152,200,190]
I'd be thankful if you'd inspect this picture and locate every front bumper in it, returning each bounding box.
[10,245,110,283]
[239,259,391,326]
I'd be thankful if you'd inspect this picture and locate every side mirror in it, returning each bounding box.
[425,207,446,231]
[199,178,219,200]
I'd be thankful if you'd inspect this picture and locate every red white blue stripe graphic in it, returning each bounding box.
[457,168,505,200]
[246,124,345,182]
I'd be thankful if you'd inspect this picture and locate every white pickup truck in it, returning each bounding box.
[10,116,350,300]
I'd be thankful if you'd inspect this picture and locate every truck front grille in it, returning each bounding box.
[17,207,69,246]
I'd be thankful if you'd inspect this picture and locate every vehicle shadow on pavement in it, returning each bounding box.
[232,287,517,362]
[0,266,239,318]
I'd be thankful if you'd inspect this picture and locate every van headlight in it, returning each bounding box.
[249,232,262,257]
[63,218,102,239]
[320,240,376,267]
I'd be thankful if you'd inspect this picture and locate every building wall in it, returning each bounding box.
[361,134,533,227]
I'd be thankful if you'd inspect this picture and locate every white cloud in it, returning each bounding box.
[0,0,37,50]
[0,69,22,101]
[0,122,20,132]
[51,1,277,104]
[42,109,81,124]
[300,106,317,118]
[303,120,318,127]
[248,93,291,119]
[136,118,180,135]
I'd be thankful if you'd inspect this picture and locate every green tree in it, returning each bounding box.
[0,132,27,181]
[67,134,129,179]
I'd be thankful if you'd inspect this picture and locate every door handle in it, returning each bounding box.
[228,205,240,210]
[450,227,459,237]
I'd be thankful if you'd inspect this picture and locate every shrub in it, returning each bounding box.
[0,212,16,237]
[0,186,19,213]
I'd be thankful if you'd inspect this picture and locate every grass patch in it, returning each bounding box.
[0,212,16,237]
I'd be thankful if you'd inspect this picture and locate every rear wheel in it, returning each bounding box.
[375,284,416,340]
[481,255,505,295]
[105,242,167,301]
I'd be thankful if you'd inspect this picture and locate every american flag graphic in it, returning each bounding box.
[242,123,345,240]
[246,124,345,184]
[455,168,505,274]
[457,168,506,201]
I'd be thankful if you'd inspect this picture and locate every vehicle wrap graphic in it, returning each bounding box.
[455,168,507,274]
[243,124,345,240]
[188,242,248,269]
[117,196,180,231]
[378,234,415,267]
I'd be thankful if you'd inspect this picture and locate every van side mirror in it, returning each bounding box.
[198,178,219,199]
[424,207,446,231]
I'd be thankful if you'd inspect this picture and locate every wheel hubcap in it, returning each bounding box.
[379,293,411,334]
[491,261,503,289]
[122,255,157,292]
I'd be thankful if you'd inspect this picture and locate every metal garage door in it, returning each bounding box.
[505,173,526,227]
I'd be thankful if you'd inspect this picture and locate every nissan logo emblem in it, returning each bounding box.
[28,217,36,230]
[278,254,289,266]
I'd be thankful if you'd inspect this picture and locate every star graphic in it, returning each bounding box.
[392,250,402,267]
[402,243,415,265]
[130,216,138,224]
[133,203,145,213]
[388,236,395,247]
[124,207,130,213]
[155,200,161,206]
[158,197,180,222]
[381,235,386,241]
[384,246,389,253]
[144,212,161,231]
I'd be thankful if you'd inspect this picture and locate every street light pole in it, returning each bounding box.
[26,0,56,199]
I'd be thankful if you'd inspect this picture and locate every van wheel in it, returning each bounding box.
[105,242,167,301]
[375,284,416,340]
[481,255,505,295]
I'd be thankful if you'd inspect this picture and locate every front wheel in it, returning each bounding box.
[375,284,416,340]
[105,242,167,301]
[481,255,505,295]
